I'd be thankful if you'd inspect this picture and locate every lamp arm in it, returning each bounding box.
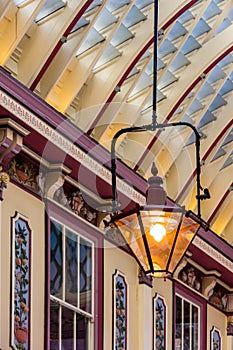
[111,121,206,217]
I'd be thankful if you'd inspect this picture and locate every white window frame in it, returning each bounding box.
[49,218,94,349]
[175,293,200,350]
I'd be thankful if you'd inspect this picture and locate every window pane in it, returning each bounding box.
[50,300,59,349]
[184,300,190,350]
[50,221,63,297]
[192,305,199,350]
[79,238,92,313]
[76,314,88,350]
[62,306,74,349]
[65,230,78,306]
[175,296,182,350]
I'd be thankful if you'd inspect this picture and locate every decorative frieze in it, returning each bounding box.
[193,236,233,273]
[0,90,145,206]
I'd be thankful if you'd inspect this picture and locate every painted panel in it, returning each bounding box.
[154,294,166,350]
[210,326,221,350]
[113,271,127,350]
[11,213,31,350]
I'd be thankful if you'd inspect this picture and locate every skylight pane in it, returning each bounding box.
[168,22,187,41]
[181,36,201,55]
[192,18,211,38]
[76,28,105,56]
[203,2,221,21]
[158,39,177,59]
[95,8,117,31]
[198,111,216,128]
[94,44,121,69]
[207,66,226,84]
[170,53,190,72]
[197,82,215,100]
[209,94,227,112]
[123,5,146,28]
[219,79,233,96]
[158,71,178,90]
[179,10,195,25]
[70,17,89,34]
[106,0,131,12]
[34,0,66,23]
[111,24,134,46]
[86,0,102,13]
[187,99,204,116]
[135,0,153,10]
[130,72,152,96]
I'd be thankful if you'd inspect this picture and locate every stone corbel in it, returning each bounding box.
[173,257,188,279]
[202,276,217,298]
[40,163,72,201]
[0,118,30,165]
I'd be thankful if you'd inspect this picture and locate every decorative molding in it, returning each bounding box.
[193,236,233,273]
[0,90,145,205]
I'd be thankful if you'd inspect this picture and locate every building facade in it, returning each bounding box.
[0,66,233,350]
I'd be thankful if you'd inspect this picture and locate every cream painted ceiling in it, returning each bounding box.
[0,0,232,243]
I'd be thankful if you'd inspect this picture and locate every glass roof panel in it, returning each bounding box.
[135,0,153,10]
[216,18,232,35]
[70,17,89,34]
[198,110,216,128]
[129,72,152,97]
[123,5,146,28]
[209,94,227,112]
[203,1,221,21]
[218,53,233,68]
[95,8,117,31]
[181,36,201,55]
[170,53,190,72]
[187,99,204,116]
[34,0,66,23]
[197,82,215,100]
[158,71,178,90]
[76,28,105,56]
[111,24,134,47]
[192,18,211,38]
[179,10,195,25]
[167,22,188,41]
[94,44,121,70]
[207,66,226,84]
[158,58,166,71]
[126,67,140,80]
[106,0,131,12]
[221,156,233,170]
[86,0,102,13]
[219,79,233,96]
[158,39,177,59]
[211,148,226,161]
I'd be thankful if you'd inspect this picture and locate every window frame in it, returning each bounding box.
[173,282,207,350]
[45,200,103,350]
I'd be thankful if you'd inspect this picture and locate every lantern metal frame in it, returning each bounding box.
[106,0,210,277]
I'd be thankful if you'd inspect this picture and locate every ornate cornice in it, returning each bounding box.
[0,89,145,206]
[193,236,233,273]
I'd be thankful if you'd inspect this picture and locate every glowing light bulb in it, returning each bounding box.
[150,223,166,242]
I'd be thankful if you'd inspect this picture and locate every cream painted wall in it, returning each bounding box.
[152,278,173,349]
[207,304,228,350]
[104,240,154,350]
[0,182,45,349]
